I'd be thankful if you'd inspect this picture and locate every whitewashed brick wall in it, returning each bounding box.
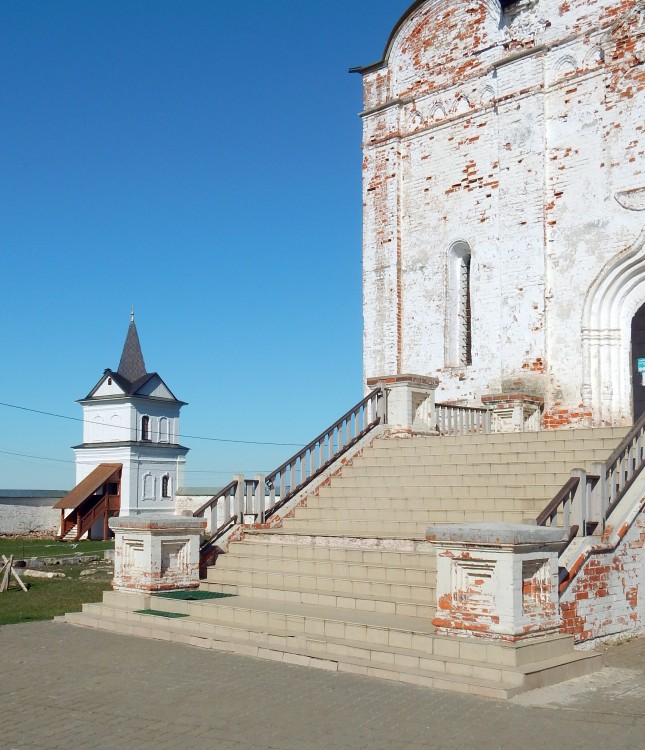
[361,0,645,427]
[561,513,645,640]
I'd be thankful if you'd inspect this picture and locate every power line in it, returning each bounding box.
[0,448,75,464]
[0,401,304,448]
[0,448,267,476]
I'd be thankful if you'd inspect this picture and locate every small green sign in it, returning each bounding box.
[638,358,645,373]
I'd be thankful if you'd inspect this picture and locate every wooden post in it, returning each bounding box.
[0,555,28,593]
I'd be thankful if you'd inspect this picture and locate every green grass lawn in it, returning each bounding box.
[0,537,114,560]
[0,537,114,626]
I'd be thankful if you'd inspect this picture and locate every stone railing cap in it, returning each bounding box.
[426,522,568,545]
[109,514,206,531]
[481,393,544,404]
[366,373,440,388]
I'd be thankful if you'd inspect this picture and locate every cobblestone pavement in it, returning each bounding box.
[1,621,644,750]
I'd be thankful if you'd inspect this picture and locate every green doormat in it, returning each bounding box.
[155,591,236,601]
[135,609,189,618]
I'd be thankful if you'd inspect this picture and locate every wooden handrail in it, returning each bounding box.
[605,410,645,469]
[535,476,579,526]
[435,402,490,413]
[267,389,383,482]
[264,389,384,520]
[78,493,109,539]
[193,480,238,518]
[536,412,645,573]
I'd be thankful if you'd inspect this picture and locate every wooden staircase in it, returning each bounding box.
[61,426,627,697]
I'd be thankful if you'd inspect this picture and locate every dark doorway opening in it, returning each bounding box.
[631,303,645,421]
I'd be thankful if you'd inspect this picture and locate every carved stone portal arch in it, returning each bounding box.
[582,230,645,424]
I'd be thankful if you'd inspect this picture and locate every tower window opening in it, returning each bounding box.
[446,242,473,367]
[161,475,170,498]
[460,254,472,366]
[141,415,150,441]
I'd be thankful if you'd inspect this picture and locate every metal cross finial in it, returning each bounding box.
[131,306,135,323]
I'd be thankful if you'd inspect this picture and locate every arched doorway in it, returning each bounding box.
[581,230,645,425]
[632,303,645,421]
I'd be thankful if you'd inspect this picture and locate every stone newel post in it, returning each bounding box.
[427,523,568,642]
[366,374,439,435]
[109,514,206,593]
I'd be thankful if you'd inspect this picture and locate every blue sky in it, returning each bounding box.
[0,0,408,489]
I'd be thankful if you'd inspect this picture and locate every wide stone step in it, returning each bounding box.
[279,515,527,533]
[279,518,428,534]
[61,599,602,699]
[200,579,435,619]
[291,506,538,523]
[357,449,616,466]
[213,553,436,581]
[292,507,456,522]
[203,570,436,615]
[315,485,564,500]
[229,536,437,568]
[325,473,576,488]
[306,496,550,513]
[362,428,625,451]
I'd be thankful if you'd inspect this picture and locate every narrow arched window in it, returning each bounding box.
[159,417,169,443]
[141,415,150,441]
[143,473,154,499]
[460,253,472,366]
[161,475,170,498]
[446,241,473,367]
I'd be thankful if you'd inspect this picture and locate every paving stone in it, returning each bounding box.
[0,621,644,749]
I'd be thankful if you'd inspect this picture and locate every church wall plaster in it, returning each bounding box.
[361,0,644,425]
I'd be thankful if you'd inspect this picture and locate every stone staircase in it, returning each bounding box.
[62,426,627,697]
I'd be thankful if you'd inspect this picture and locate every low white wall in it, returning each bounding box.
[0,503,60,535]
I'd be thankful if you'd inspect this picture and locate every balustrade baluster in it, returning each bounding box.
[591,462,608,532]
[570,469,587,536]
[563,487,571,529]
[255,475,266,524]
[233,475,244,521]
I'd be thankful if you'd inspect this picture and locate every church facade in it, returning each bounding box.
[357,0,645,427]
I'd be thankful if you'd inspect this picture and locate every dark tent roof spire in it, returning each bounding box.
[117,313,147,383]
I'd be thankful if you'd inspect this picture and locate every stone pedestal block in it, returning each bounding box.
[367,374,439,434]
[109,514,206,593]
[481,394,543,432]
[427,523,567,642]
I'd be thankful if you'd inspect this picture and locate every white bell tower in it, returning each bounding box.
[73,313,189,515]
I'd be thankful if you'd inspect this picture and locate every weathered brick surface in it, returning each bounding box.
[360,0,645,426]
[561,510,645,640]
